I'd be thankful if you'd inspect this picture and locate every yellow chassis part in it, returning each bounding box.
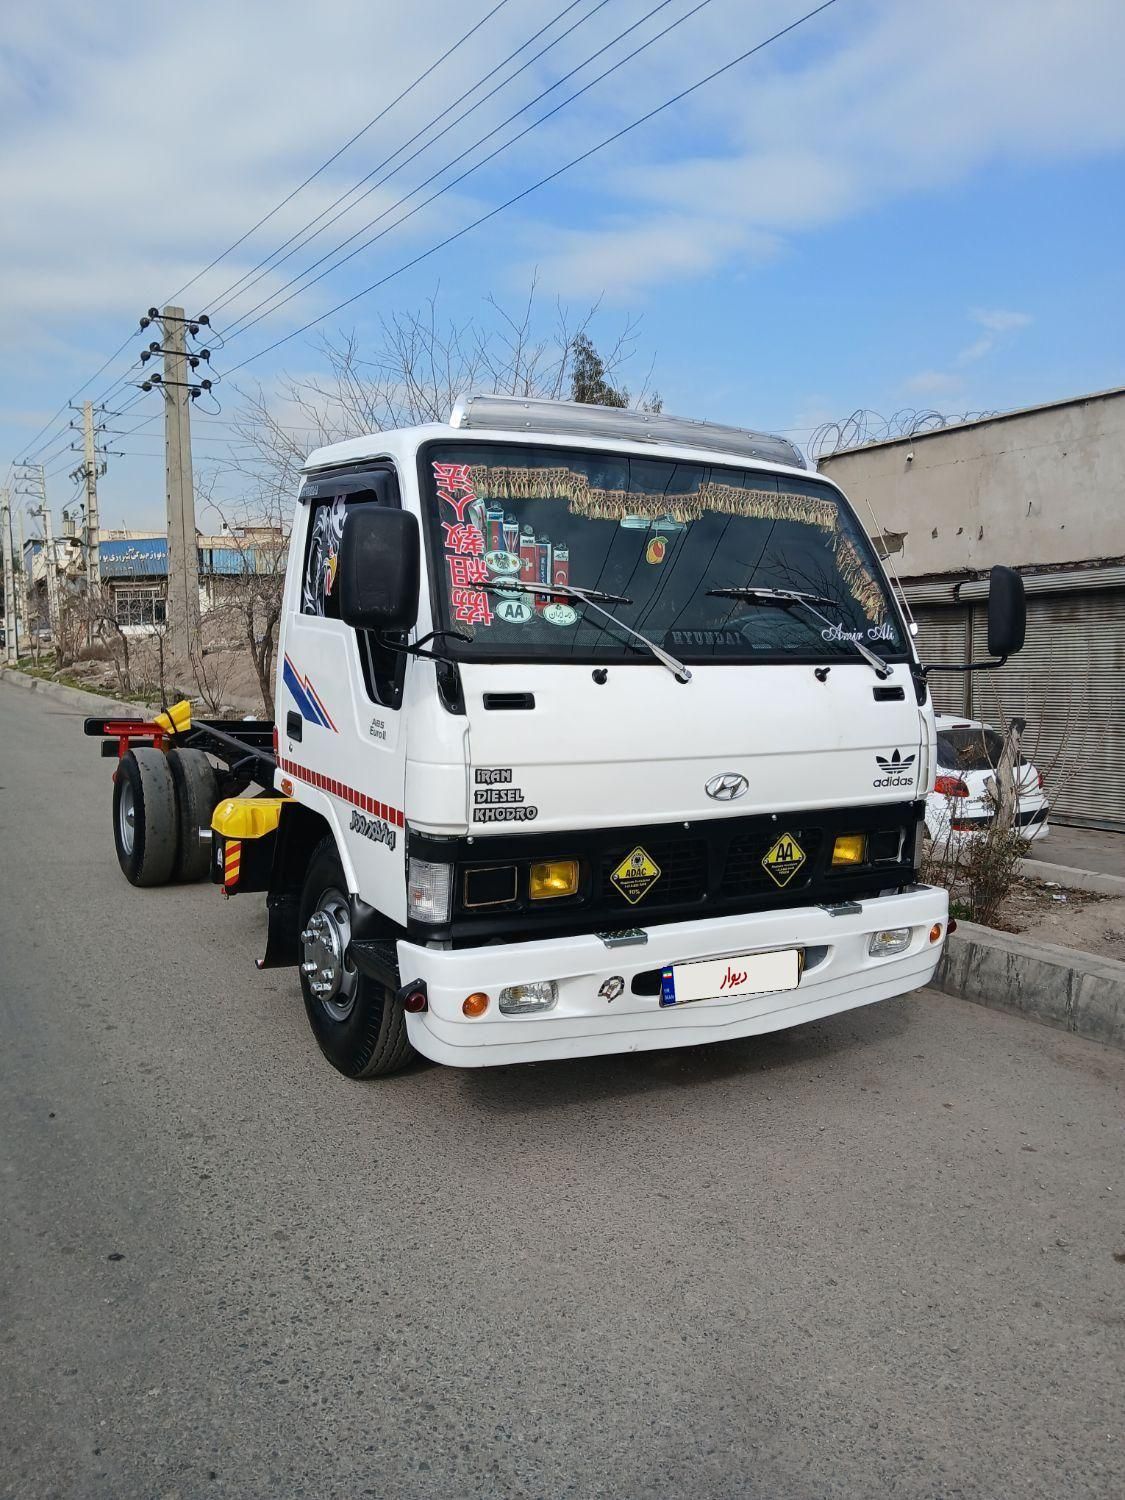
[211,797,291,840]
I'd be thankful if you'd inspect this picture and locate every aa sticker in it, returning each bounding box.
[762,833,806,887]
[610,846,662,904]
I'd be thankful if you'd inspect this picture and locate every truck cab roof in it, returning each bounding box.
[301,395,817,486]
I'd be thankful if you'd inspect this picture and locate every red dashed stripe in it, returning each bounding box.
[277,755,405,828]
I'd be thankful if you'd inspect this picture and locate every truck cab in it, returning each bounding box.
[268,395,969,1075]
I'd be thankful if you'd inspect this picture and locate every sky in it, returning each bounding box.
[1,0,1123,531]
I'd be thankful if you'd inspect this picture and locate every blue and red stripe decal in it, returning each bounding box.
[282,655,337,732]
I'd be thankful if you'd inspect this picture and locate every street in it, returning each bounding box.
[1,681,1122,1500]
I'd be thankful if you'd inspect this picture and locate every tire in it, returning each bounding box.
[112,748,179,887]
[297,837,416,1079]
[168,749,219,882]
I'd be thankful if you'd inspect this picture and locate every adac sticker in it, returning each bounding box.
[610,846,662,904]
[762,833,806,887]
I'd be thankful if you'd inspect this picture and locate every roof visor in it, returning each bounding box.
[449,394,806,471]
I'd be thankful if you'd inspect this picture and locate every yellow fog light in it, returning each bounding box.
[529,860,579,900]
[832,833,867,866]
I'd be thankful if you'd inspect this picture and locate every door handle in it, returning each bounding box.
[286,710,303,742]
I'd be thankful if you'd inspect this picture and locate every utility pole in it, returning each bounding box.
[82,401,101,590]
[2,489,16,666]
[36,500,62,645]
[15,463,61,647]
[159,306,201,672]
[17,507,30,658]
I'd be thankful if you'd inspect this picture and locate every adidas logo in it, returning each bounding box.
[874,748,916,788]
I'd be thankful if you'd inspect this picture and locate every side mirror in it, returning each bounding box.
[986,565,1025,659]
[337,507,420,633]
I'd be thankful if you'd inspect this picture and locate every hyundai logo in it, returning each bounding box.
[705,772,748,801]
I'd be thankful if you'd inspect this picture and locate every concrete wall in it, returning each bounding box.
[818,388,1125,577]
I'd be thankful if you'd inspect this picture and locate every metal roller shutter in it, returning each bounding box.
[912,606,971,716]
[968,590,1125,830]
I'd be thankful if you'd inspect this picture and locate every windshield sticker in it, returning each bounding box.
[821,620,896,644]
[645,537,667,565]
[762,833,807,887]
[494,595,535,624]
[434,463,493,627]
[610,847,662,904]
[542,602,578,627]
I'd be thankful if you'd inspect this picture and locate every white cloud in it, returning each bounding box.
[521,0,1125,298]
[972,309,1033,335]
[903,370,965,398]
[954,307,1032,366]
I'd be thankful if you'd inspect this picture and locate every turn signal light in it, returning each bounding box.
[929,923,944,944]
[529,859,579,900]
[831,833,867,866]
[462,992,490,1018]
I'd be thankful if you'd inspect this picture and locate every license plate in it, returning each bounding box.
[660,949,800,1007]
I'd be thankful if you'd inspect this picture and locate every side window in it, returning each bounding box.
[302,495,349,617]
[300,472,407,710]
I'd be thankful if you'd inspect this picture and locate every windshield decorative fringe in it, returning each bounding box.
[466,464,884,618]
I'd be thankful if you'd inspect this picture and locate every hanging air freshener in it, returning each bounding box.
[645,536,667,565]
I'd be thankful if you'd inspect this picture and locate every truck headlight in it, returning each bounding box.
[407,858,452,923]
[498,981,558,1015]
[868,927,911,957]
[529,860,579,899]
[832,833,867,866]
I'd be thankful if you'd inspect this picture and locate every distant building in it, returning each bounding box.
[818,386,1125,830]
[29,526,288,632]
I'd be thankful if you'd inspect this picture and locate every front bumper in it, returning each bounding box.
[397,884,949,1068]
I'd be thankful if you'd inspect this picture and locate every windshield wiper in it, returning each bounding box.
[708,586,891,679]
[485,579,692,684]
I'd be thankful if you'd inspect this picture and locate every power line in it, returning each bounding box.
[168,0,512,307]
[8,3,512,474]
[17,331,139,462]
[221,0,703,343]
[203,0,608,322]
[225,0,841,376]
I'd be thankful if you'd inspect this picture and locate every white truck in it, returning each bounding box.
[87,395,1027,1078]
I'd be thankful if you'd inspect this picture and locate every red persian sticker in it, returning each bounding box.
[433,462,491,627]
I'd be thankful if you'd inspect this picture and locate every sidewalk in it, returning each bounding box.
[1027,825,1125,880]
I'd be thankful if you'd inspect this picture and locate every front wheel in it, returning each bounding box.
[297,838,416,1079]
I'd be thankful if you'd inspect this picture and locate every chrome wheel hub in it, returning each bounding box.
[300,888,357,1022]
[118,781,136,856]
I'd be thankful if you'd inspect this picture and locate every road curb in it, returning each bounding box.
[1019,858,1125,898]
[933,920,1125,1050]
[0,665,154,717]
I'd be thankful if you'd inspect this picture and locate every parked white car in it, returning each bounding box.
[926,715,1049,847]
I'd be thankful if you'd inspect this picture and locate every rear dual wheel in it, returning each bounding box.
[112,747,219,887]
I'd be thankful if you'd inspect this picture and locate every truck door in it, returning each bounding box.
[280,467,409,924]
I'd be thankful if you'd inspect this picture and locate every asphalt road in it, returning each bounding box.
[2,680,1123,1500]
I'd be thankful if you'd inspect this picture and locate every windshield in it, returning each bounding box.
[422,443,907,664]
